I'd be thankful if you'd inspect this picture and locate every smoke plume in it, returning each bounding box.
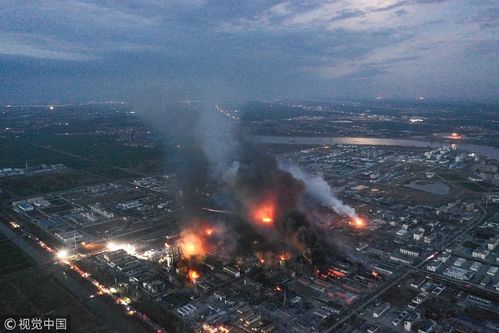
[137,101,357,267]
[281,164,357,218]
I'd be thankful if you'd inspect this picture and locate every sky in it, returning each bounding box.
[0,0,498,104]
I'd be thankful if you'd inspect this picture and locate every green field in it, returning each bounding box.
[439,173,467,181]
[0,234,33,275]
[457,181,487,192]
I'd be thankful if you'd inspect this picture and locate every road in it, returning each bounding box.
[0,221,150,333]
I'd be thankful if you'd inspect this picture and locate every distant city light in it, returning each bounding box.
[409,117,424,123]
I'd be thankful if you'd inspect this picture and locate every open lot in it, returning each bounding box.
[0,233,33,275]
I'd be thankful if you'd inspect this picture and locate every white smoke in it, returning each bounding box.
[280,163,357,218]
[197,105,239,178]
[222,161,240,184]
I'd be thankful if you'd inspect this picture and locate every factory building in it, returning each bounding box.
[443,267,474,281]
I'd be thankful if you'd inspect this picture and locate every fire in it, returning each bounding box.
[205,227,214,236]
[262,216,273,224]
[202,324,230,333]
[178,232,206,258]
[81,242,103,251]
[252,201,275,225]
[188,269,200,283]
[279,253,290,261]
[329,268,346,278]
[351,217,365,229]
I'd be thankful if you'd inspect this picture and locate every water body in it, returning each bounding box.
[405,180,450,196]
[251,135,499,160]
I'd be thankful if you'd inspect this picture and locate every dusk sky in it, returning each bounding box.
[1,0,498,104]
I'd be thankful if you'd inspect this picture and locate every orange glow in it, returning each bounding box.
[372,271,379,278]
[205,227,214,236]
[252,201,275,225]
[262,217,273,223]
[188,269,200,283]
[279,253,290,261]
[202,324,230,333]
[178,232,206,258]
[352,217,365,229]
[329,269,346,278]
[81,242,103,251]
[447,132,462,139]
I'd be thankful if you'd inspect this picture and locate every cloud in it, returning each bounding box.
[0,0,497,102]
[0,33,95,61]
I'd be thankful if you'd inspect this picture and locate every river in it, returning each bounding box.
[250,135,499,160]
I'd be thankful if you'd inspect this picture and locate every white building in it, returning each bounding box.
[400,247,420,257]
[426,260,442,272]
[55,230,84,245]
[443,267,474,281]
[413,229,424,241]
[488,237,499,251]
[472,248,490,260]
[404,312,421,332]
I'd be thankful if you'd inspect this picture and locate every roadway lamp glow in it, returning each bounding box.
[57,249,69,259]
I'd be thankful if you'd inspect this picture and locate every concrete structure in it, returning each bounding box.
[404,312,421,332]
[372,302,390,318]
[443,266,474,281]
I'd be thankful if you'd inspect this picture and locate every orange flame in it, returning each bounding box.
[279,253,290,261]
[188,269,200,282]
[352,217,365,229]
[178,232,206,258]
[252,201,275,225]
[262,216,273,223]
[205,227,214,236]
[202,324,230,333]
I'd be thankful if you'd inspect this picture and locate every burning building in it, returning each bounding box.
[152,105,360,274]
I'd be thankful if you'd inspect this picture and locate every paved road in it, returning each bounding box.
[0,221,150,333]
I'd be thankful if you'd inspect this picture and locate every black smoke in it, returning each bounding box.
[137,102,328,266]
[278,211,325,265]
[226,146,327,266]
[230,149,304,215]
